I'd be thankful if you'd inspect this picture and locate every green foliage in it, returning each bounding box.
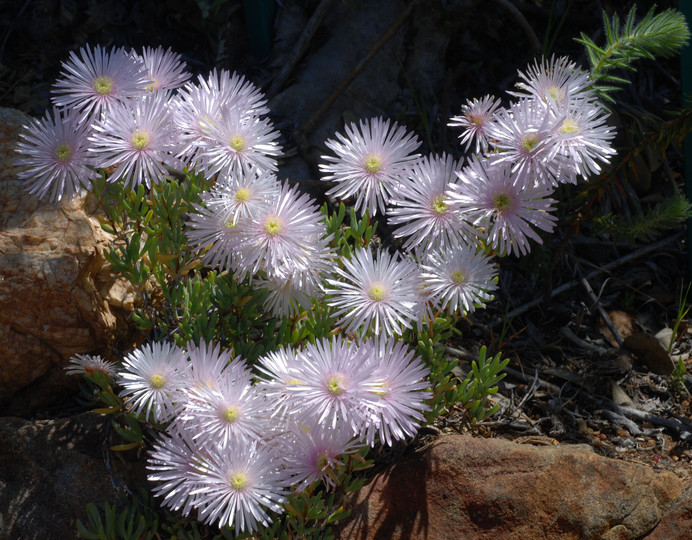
[576,5,690,101]
[670,355,689,397]
[591,194,692,243]
[323,202,377,260]
[669,282,692,354]
[542,0,572,57]
[72,6,692,534]
[77,488,236,540]
[413,316,459,421]
[457,346,509,424]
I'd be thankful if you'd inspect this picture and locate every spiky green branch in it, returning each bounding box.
[576,5,690,101]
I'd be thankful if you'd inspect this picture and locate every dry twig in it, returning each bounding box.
[268,0,336,97]
[296,0,421,140]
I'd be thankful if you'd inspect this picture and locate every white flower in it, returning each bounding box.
[172,69,270,170]
[233,182,328,278]
[118,341,189,422]
[284,337,378,435]
[180,376,268,448]
[195,106,282,177]
[510,55,593,108]
[421,245,497,315]
[147,426,206,517]
[551,97,616,180]
[325,247,418,338]
[64,353,117,377]
[281,419,360,491]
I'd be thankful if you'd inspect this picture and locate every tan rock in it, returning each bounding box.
[645,483,692,539]
[338,434,685,540]
[0,108,139,404]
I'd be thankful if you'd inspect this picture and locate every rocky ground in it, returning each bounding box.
[1,0,691,538]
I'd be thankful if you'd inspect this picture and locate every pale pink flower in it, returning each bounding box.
[181,376,268,448]
[510,55,593,108]
[185,198,243,274]
[14,107,96,202]
[64,353,117,377]
[448,95,502,153]
[281,419,360,491]
[421,244,498,315]
[185,340,250,392]
[233,182,328,278]
[135,46,190,92]
[255,266,321,318]
[204,168,280,227]
[285,337,378,435]
[172,69,269,170]
[147,426,206,517]
[89,92,181,187]
[189,438,287,533]
[487,98,571,187]
[255,347,303,417]
[551,97,616,180]
[450,157,558,256]
[387,153,475,253]
[52,44,150,123]
[194,105,282,177]
[319,117,421,216]
[118,341,189,422]
[360,337,432,446]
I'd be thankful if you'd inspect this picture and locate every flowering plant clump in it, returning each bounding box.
[14,7,690,537]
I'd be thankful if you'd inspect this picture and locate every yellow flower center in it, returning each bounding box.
[198,115,216,135]
[316,450,330,470]
[368,282,387,302]
[560,118,580,134]
[326,374,346,396]
[150,374,166,389]
[451,270,466,285]
[145,78,160,92]
[229,471,249,491]
[520,132,540,153]
[431,195,449,216]
[263,214,282,236]
[372,379,390,397]
[467,113,484,126]
[234,187,250,203]
[92,75,115,96]
[54,143,73,163]
[230,134,246,152]
[546,85,565,103]
[222,405,241,423]
[493,193,512,212]
[363,153,382,174]
[131,130,151,151]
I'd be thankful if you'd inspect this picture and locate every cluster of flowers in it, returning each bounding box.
[16,42,616,534]
[67,335,431,533]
